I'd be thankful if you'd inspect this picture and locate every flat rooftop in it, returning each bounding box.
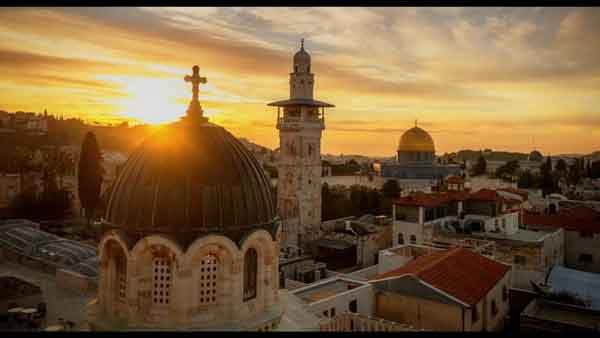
[0,261,94,329]
[470,228,554,243]
[0,276,41,300]
[522,298,600,330]
[293,278,364,303]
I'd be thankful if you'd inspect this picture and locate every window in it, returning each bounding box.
[502,286,508,302]
[349,299,358,313]
[491,300,498,317]
[199,254,218,305]
[330,307,336,317]
[323,310,329,317]
[579,253,593,264]
[243,248,258,301]
[472,306,479,323]
[513,255,526,265]
[410,235,417,244]
[397,233,404,245]
[152,257,172,305]
[116,252,126,301]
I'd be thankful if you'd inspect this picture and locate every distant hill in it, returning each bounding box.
[454,150,528,163]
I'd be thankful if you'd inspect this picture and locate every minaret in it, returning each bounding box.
[268,39,334,251]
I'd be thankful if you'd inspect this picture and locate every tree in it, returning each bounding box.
[495,160,520,182]
[78,131,103,225]
[592,161,600,179]
[470,154,487,176]
[541,156,555,197]
[555,159,567,173]
[382,179,400,199]
[567,163,581,186]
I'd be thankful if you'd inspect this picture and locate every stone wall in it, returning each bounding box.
[564,230,600,273]
[319,312,416,332]
[56,269,97,294]
[375,290,464,331]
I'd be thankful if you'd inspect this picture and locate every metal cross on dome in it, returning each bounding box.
[184,65,207,103]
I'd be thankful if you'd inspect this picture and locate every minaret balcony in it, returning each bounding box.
[276,116,324,130]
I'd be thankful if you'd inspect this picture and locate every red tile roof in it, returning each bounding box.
[523,206,600,234]
[446,175,464,184]
[469,188,501,202]
[497,187,529,201]
[394,189,501,208]
[370,248,511,306]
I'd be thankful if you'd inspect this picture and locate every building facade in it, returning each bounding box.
[269,40,334,250]
[524,206,600,273]
[87,66,283,331]
[376,124,461,180]
[391,189,564,290]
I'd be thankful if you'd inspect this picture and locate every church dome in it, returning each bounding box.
[528,150,543,162]
[398,126,435,153]
[105,118,277,248]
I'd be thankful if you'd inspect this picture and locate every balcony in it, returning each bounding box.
[276,116,324,130]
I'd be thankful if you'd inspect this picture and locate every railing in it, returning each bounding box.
[319,312,417,332]
[276,117,324,129]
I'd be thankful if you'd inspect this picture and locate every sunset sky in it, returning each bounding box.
[1,7,599,156]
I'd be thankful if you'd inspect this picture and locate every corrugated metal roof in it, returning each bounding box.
[547,265,600,311]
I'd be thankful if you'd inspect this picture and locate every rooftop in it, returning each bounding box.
[311,238,355,251]
[470,228,555,243]
[547,265,600,311]
[0,220,98,278]
[293,278,366,303]
[522,298,600,330]
[393,189,506,208]
[0,276,41,300]
[370,247,511,306]
[523,206,600,234]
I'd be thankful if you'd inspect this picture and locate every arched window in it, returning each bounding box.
[152,257,172,305]
[199,254,218,305]
[397,233,404,245]
[115,251,127,302]
[244,248,258,301]
[410,235,416,244]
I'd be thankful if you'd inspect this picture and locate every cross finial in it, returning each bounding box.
[415,119,418,128]
[300,38,304,50]
[184,65,207,119]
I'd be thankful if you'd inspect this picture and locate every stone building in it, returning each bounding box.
[87,66,283,331]
[311,215,393,271]
[523,205,600,273]
[391,189,564,290]
[374,123,461,180]
[269,40,334,251]
[370,247,512,331]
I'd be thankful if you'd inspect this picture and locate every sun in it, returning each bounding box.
[99,74,194,125]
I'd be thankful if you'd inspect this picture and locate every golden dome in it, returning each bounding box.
[398,126,435,153]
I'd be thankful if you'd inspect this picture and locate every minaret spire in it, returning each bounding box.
[184,65,208,122]
[300,38,304,51]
